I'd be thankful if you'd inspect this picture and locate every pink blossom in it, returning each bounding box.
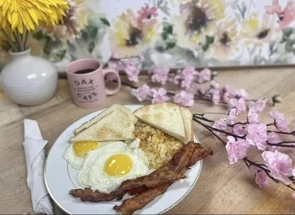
[222,84,235,102]
[172,74,181,85]
[125,62,140,82]
[250,166,269,188]
[151,68,170,84]
[211,89,220,104]
[210,80,220,89]
[150,88,170,104]
[228,98,247,115]
[248,107,259,124]
[246,123,268,150]
[192,83,208,95]
[293,168,295,177]
[139,53,144,61]
[212,118,227,133]
[233,124,246,136]
[108,61,118,70]
[197,68,211,83]
[110,51,119,60]
[269,110,290,132]
[226,136,250,164]
[131,84,151,102]
[235,88,249,100]
[180,67,197,88]
[262,150,293,185]
[173,91,194,107]
[248,98,268,112]
[137,5,158,24]
[265,0,295,29]
[228,109,237,124]
[267,132,281,143]
[182,66,198,76]
[267,132,280,151]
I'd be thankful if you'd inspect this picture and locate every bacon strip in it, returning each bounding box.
[70,141,213,214]
[187,143,213,167]
[113,183,173,215]
[70,142,196,202]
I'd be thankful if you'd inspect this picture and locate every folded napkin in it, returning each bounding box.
[23,119,53,214]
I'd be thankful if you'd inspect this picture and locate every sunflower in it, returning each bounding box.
[0,0,69,33]
[109,9,159,57]
[0,0,68,52]
[206,18,240,61]
[241,13,278,47]
[172,0,225,50]
[45,0,88,42]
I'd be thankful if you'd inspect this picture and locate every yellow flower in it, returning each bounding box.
[0,0,69,33]
[109,9,159,57]
[241,13,278,47]
[172,0,225,51]
[206,17,240,61]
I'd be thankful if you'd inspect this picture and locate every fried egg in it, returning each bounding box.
[64,141,99,169]
[77,139,150,193]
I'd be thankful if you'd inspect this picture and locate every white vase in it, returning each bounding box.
[0,48,58,106]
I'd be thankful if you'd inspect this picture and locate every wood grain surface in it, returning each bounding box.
[1,68,295,214]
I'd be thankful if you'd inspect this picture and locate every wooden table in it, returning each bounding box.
[1,68,295,214]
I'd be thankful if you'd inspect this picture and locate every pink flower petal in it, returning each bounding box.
[262,150,293,185]
[246,123,268,150]
[226,137,250,164]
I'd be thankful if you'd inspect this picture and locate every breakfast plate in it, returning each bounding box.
[44,105,203,214]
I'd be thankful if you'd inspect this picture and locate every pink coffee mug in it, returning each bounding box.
[66,58,121,108]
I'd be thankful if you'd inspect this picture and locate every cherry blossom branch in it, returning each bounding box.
[105,53,294,194]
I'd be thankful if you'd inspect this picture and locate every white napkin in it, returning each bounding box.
[23,119,53,214]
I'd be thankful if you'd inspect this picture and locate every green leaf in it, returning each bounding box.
[161,32,168,40]
[43,36,52,56]
[166,25,173,34]
[166,42,175,50]
[206,35,214,44]
[88,41,95,53]
[100,18,110,27]
[55,49,66,60]
[88,26,98,38]
[32,30,44,40]
[202,43,210,51]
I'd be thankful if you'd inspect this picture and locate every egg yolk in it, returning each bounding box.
[73,141,98,157]
[104,154,133,177]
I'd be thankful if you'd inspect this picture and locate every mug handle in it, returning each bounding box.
[102,68,121,95]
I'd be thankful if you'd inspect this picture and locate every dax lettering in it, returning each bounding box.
[74,79,94,86]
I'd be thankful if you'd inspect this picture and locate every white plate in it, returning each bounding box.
[44,105,202,214]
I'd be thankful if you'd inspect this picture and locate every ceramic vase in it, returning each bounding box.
[0,48,58,106]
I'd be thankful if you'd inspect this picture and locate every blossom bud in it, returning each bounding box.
[272,94,282,106]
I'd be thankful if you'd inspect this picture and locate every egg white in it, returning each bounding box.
[77,139,150,193]
[63,144,86,169]
[63,141,112,170]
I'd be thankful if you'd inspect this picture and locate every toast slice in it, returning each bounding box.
[134,103,187,143]
[70,109,135,142]
[74,104,138,134]
[180,107,193,143]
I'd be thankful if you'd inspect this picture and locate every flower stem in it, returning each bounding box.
[267,130,295,135]
[267,141,295,148]
[194,118,227,145]
[0,29,18,52]
[23,28,29,50]
[193,117,246,139]
[13,31,24,51]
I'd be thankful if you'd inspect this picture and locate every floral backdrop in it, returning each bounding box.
[1,0,295,71]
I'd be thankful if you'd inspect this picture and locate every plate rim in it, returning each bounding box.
[44,104,203,214]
